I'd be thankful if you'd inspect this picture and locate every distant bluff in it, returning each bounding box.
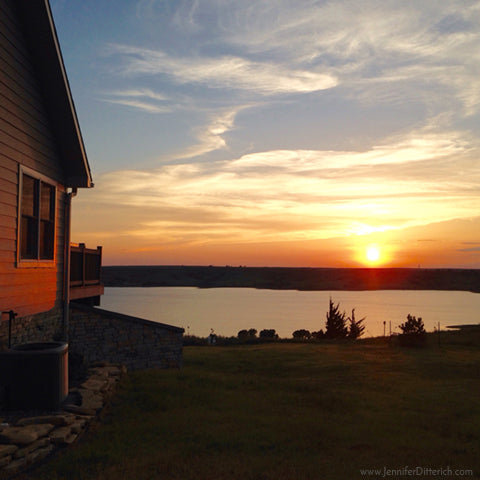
[101,266,480,293]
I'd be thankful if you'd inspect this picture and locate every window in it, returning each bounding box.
[19,171,56,262]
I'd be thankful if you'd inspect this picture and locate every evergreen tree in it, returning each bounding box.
[348,309,366,339]
[325,299,348,339]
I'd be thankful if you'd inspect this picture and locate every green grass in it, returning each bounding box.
[23,337,480,480]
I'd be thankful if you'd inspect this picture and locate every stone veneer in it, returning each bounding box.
[0,308,63,351]
[0,363,126,476]
[68,303,184,371]
[0,304,183,371]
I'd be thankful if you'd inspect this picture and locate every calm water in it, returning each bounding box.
[101,287,480,339]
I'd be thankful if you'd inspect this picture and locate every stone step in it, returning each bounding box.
[0,362,126,476]
[16,414,76,427]
[0,424,55,446]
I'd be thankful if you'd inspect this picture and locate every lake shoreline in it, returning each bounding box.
[102,266,480,293]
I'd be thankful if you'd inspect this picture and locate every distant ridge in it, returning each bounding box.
[102,266,480,293]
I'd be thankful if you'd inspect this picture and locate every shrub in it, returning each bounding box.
[183,335,208,346]
[397,314,426,347]
[399,314,425,335]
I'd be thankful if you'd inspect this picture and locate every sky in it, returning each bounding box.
[50,0,480,268]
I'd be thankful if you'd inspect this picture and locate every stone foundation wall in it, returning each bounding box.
[0,304,183,371]
[0,308,64,351]
[68,304,184,370]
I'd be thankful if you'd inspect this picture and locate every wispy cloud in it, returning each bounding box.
[132,0,480,114]
[100,88,171,113]
[170,106,245,160]
[107,88,168,101]
[105,44,338,95]
[101,98,171,113]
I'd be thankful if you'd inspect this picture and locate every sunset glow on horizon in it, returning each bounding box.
[51,1,480,268]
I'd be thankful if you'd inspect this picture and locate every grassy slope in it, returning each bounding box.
[25,339,480,480]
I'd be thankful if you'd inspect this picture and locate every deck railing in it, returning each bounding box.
[70,243,102,287]
[69,243,103,305]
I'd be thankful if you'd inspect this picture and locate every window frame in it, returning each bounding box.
[16,166,58,268]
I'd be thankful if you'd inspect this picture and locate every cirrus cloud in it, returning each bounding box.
[105,43,338,95]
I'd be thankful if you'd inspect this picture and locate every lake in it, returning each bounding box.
[100,287,480,338]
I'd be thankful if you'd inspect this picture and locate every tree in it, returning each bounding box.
[399,314,425,335]
[238,329,258,341]
[237,329,248,339]
[398,314,426,347]
[259,329,278,340]
[325,299,348,339]
[347,309,366,339]
[311,330,325,340]
[292,329,311,340]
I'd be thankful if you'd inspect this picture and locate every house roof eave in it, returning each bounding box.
[15,0,93,189]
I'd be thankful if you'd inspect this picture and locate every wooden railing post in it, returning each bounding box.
[97,246,102,283]
[79,243,86,287]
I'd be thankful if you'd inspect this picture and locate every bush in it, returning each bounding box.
[399,314,425,335]
[183,335,208,346]
[397,314,426,347]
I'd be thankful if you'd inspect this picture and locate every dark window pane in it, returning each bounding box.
[21,216,38,259]
[40,220,54,259]
[21,175,37,218]
[21,174,39,259]
[40,182,55,221]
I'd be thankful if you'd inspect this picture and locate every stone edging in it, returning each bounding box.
[0,363,126,477]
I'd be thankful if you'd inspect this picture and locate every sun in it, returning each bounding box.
[354,241,392,266]
[366,245,381,263]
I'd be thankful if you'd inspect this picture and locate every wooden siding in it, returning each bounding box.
[0,0,67,319]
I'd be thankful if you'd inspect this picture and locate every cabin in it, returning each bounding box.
[0,0,102,348]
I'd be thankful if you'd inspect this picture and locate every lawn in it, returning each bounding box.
[23,337,480,480]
